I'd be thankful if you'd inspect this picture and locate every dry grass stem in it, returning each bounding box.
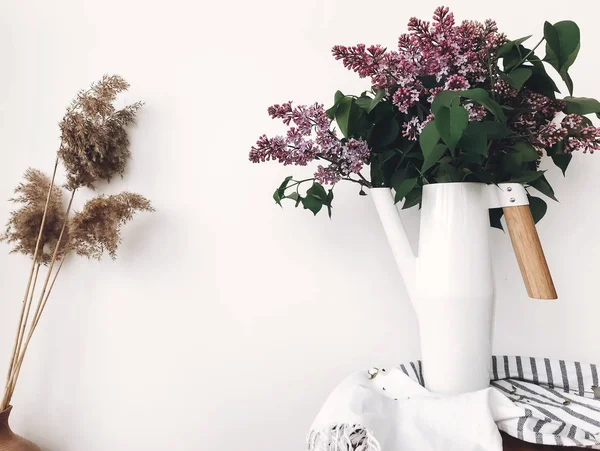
[5,191,74,405]
[7,259,65,403]
[12,264,41,376]
[1,161,59,411]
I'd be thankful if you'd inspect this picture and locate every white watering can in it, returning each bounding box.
[371,182,556,395]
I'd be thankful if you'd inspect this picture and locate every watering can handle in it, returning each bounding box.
[503,204,558,300]
[491,184,557,300]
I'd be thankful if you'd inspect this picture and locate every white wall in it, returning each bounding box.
[0,0,598,449]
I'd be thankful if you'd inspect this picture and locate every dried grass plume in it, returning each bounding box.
[69,192,154,259]
[58,75,143,190]
[1,169,69,264]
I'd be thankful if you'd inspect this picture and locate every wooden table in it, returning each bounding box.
[502,432,579,450]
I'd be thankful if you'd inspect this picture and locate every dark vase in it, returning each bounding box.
[0,406,40,451]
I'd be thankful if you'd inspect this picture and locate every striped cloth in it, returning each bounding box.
[402,356,600,448]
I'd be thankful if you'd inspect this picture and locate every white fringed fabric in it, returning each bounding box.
[307,356,600,450]
[307,424,381,451]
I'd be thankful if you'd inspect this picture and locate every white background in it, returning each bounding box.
[0,0,598,449]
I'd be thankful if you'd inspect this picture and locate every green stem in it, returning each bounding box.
[283,178,314,192]
[487,49,497,101]
[508,38,545,73]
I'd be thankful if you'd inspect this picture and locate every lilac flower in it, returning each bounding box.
[250,102,370,186]
[314,165,341,185]
[562,114,584,130]
[494,79,518,100]
[393,87,421,113]
[566,126,600,154]
[464,103,486,122]
[402,117,421,141]
[508,91,566,150]
[335,6,504,96]
[535,122,569,150]
[445,74,470,90]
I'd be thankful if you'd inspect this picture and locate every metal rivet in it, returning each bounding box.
[507,187,513,192]
[510,197,515,203]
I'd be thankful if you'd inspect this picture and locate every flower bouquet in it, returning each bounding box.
[250,6,598,228]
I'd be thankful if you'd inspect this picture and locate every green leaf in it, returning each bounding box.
[527,65,560,98]
[393,177,418,203]
[402,186,422,209]
[510,170,545,183]
[460,122,489,156]
[326,90,345,118]
[545,21,580,70]
[325,189,334,218]
[301,195,322,215]
[497,35,532,58]
[503,45,525,72]
[419,120,441,158]
[435,106,469,151]
[501,67,532,91]
[528,195,548,224]
[471,172,496,183]
[431,90,461,115]
[422,143,447,172]
[529,174,558,201]
[504,151,523,176]
[369,89,386,113]
[302,182,330,216]
[511,141,539,162]
[563,97,600,115]
[326,189,334,204]
[334,97,367,139]
[306,182,328,202]
[355,95,372,110]
[552,153,572,176]
[278,176,293,190]
[436,162,463,183]
[273,176,293,206]
[371,118,400,147]
[335,97,353,136]
[273,189,282,206]
[489,208,504,231]
[479,121,512,140]
[458,88,506,122]
[544,21,581,95]
[564,72,575,98]
[544,21,561,67]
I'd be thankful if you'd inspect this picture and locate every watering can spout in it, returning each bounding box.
[371,188,417,300]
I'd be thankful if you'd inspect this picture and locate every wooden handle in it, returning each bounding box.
[503,205,557,300]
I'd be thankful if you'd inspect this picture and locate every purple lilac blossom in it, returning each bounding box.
[250,102,370,184]
[332,6,506,111]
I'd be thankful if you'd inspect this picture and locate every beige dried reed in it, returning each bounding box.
[0,75,151,411]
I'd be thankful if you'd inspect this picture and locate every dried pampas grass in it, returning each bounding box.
[1,75,152,411]
[58,75,143,190]
[1,169,69,264]
[70,193,154,260]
